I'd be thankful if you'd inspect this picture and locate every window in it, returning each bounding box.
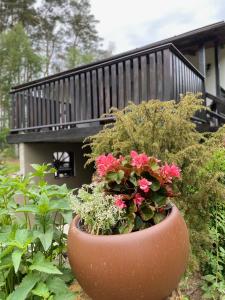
[53,152,74,178]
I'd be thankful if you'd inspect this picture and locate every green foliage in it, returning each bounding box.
[0,23,42,128]
[65,47,95,69]
[71,183,125,235]
[84,93,225,270]
[198,149,225,299]
[0,0,38,32]
[0,0,112,129]
[0,164,76,299]
[85,93,204,163]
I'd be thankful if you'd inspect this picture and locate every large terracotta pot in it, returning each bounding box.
[67,205,189,300]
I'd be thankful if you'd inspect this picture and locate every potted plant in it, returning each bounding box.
[68,151,189,300]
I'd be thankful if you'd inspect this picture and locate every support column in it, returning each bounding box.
[198,44,206,77]
[214,42,221,97]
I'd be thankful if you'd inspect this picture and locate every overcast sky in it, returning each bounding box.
[90,0,225,54]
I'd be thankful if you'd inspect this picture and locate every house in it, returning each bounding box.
[7,21,225,188]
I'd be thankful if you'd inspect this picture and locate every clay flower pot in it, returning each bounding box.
[67,205,189,300]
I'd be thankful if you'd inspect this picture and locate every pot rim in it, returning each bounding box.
[71,204,181,238]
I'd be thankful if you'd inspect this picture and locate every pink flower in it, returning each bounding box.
[114,195,127,209]
[160,163,181,183]
[96,154,121,177]
[138,178,152,193]
[130,151,149,169]
[133,193,145,206]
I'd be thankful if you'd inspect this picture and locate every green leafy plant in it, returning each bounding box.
[84,93,225,274]
[199,149,225,299]
[0,164,76,300]
[71,151,181,235]
[71,183,124,235]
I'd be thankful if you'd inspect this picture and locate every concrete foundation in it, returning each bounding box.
[19,142,93,189]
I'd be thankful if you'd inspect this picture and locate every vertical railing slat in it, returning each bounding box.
[149,53,156,99]
[70,77,75,122]
[97,69,104,116]
[157,51,163,100]
[118,62,124,108]
[86,72,92,119]
[133,57,139,104]
[104,66,110,113]
[91,70,98,118]
[141,56,147,101]
[125,60,131,105]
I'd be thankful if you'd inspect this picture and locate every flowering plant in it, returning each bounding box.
[72,151,181,234]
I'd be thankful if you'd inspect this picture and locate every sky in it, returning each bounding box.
[90,0,225,54]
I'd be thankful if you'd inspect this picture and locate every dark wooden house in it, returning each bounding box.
[7,21,225,188]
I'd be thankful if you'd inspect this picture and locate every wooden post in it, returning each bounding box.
[198,44,206,77]
[214,42,221,97]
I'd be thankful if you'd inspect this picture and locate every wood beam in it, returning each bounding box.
[7,125,103,144]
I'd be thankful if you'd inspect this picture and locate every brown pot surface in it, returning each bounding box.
[67,205,189,300]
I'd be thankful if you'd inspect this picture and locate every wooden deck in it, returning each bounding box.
[9,43,204,135]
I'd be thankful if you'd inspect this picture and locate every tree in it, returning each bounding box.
[64,0,100,50]
[0,23,42,128]
[65,42,115,69]
[0,0,38,33]
[34,0,111,74]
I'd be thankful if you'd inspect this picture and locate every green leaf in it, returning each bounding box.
[150,162,159,171]
[150,182,161,192]
[106,170,124,184]
[38,227,53,251]
[151,193,167,206]
[153,213,166,224]
[61,211,73,224]
[128,201,137,214]
[129,174,137,186]
[37,194,50,215]
[15,229,32,246]
[29,252,62,275]
[202,274,216,283]
[7,273,39,300]
[49,199,72,211]
[12,249,23,273]
[46,277,76,300]
[0,246,14,260]
[16,205,37,214]
[32,282,50,298]
[119,214,135,234]
[140,204,154,221]
[134,216,146,231]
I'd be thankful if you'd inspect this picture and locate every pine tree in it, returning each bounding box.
[0,24,42,127]
[0,0,38,33]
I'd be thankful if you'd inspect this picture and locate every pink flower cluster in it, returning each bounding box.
[133,193,144,206]
[96,154,121,177]
[114,195,127,209]
[95,151,181,212]
[114,193,145,208]
[138,178,152,193]
[130,151,149,169]
[160,163,181,183]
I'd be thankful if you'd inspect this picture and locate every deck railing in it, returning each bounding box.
[10,43,205,133]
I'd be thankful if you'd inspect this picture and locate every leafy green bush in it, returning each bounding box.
[84,93,225,272]
[85,93,204,164]
[0,164,76,300]
[198,149,225,299]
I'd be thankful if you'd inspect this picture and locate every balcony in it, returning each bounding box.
[8,43,205,142]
